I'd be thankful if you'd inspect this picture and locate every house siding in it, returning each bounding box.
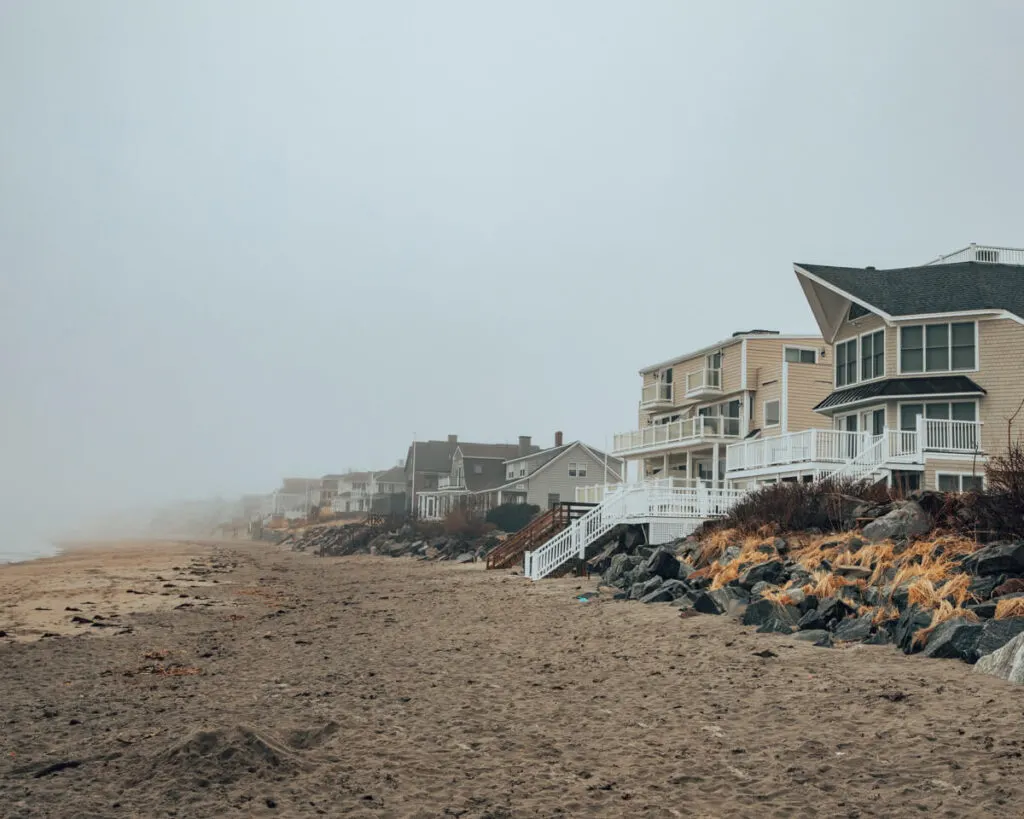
[785,360,834,434]
[976,317,1024,454]
[525,447,622,507]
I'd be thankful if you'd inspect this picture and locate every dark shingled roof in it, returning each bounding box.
[814,376,986,411]
[797,261,1024,319]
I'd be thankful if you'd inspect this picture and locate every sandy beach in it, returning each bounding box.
[2,541,1023,818]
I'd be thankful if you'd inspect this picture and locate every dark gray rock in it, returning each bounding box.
[628,582,647,600]
[793,629,832,643]
[742,599,800,629]
[688,574,712,590]
[816,597,858,630]
[834,565,873,581]
[864,627,892,646]
[756,618,796,635]
[834,614,873,643]
[967,574,1004,601]
[847,536,866,552]
[659,578,692,599]
[891,581,913,611]
[798,594,819,615]
[739,560,787,589]
[862,501,931,544]
[639,586,676,604]
[967,601,998,619]
[718,545,742,566]
[974,631,1024,684]
[454,552,475,564]
[798,608,827,631]
[749,581,778,599]
[922,618,983,662]
[964,542,1024,576]
[976,617,1024,659]
[894,605,932,654]
[693,589,732,615]
[645,548,681,581]
[773,537,790,554]
[605,553,632,585]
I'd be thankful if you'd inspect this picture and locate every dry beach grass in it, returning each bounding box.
[1,541,1024,817]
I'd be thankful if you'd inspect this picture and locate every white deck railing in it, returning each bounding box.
[613,415,741,456]
[528,482,747,580]
[641,381,674,408]
[726,419,982,475]
[685,367,722,396]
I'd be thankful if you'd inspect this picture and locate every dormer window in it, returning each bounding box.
[848,302,871,320]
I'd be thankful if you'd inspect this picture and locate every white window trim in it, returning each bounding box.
[833,337,859,389]
[568,462,578,477]
[763,399,781,428]
[936,472,985,492]
[896,320,979,376]
[784,345,819,364]
[858,327,886,383]
[577,462,587,478]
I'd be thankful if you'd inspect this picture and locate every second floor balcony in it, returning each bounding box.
[436,476,467,491]
[684,367,723,399]
[613,415,741,458]
[640,380,674,411]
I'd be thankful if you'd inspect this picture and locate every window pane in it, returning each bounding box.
[951,402,976,421]
[938,474,959,492]
[925,324,949,371]
[765,401,780,425]
[925,403,950,419]
[860,334,873,380]
[785,348,799,363]
[901,326,923,372]
[963,475,984,492]
[801,349,816,363]
[951,322,975,369]
[835,342,847,386]
[872,331,885,377]
[900,404,923,431]
[872,409,885,436]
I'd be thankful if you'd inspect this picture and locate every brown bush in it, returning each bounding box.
[441,508,494,538]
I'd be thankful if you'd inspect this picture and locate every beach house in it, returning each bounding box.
[611,330,834,489]
[415,433,624,520]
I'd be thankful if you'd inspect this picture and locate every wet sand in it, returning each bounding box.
[1,541,1023,818]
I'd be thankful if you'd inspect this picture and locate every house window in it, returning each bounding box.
[518,465,526,477]
[568,462,578,477]
[901,322,975,373]
[473,464,483,474]
[707,352,722,369]
[860,330,885,380]
[785,347,817,364]
[835,339,857,387]
[764,400,780,427]
[577,463,587,478]
[937,473,984,492]
[507,467,515,480]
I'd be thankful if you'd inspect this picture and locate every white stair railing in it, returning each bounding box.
[822,433,890,485]
[525,483,748,581]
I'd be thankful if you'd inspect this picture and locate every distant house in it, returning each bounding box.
[405,434,540,514]
[416,432,624,520]
[271,478,321,516]
[329,467,410,515]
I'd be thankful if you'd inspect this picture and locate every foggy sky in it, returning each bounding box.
[3,2,1024,546]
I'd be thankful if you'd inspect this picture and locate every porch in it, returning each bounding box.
[612,415,741,458]
[725,417,982,482]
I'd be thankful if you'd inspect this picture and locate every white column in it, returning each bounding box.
[662,453,669,478]
[686,451,693,487]
[713,442,720,487]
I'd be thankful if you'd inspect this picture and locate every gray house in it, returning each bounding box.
[416,432,624,519]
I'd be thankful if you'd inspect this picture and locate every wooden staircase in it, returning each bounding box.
[486,502,596,570]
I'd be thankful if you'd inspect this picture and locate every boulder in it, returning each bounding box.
[645,548,681,581]
[797,593,819,615]
[749,581,778,599]
[964,542,1024,577]
[630,576,663,600]
[976,617,1024,659]
[864,627,892,646]
[688,574,712,590]
[605,553,632,585]
[454,552,475,564]
[894,605,932,654]
[921,618,983,662]
[974,631,1024,684]
[742,599,800,629]
[834,565,873,581]
[783,588,807,607]
[993,578,1024,598]
[834,614,873,643]
[756,618,796,635]
[773,537,790,554]
[739,560,787,589]
[968,574,1004,601]
[967,601,998,619]
[639,586,676,604]
[718,545,742,566]
[793,629,832,644]
[692,589,733,615]
[861,501,931,544]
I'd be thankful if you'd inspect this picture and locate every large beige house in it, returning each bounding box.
[611,330,834,487]
[721,244,1023,492]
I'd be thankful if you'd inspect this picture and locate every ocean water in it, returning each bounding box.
[0,540,59,565]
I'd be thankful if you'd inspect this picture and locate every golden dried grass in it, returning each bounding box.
[913,601,979,647]
[995,597,1024,619]
[802,570,850,599]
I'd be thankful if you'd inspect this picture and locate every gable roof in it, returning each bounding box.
[482,441,624,495]
[457,442,538,460]
[406,440,456,474]
[795,261,1024,322]
[462,457,510,492]
[373,466,406,484]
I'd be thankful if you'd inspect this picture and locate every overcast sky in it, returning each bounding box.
[2,1,1023,547]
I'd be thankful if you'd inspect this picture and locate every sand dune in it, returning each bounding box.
[1,542,1023,817]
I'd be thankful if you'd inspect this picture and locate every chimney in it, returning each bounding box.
[518,435,532,457]
[554,431,563,447]
[447,434,457,444]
